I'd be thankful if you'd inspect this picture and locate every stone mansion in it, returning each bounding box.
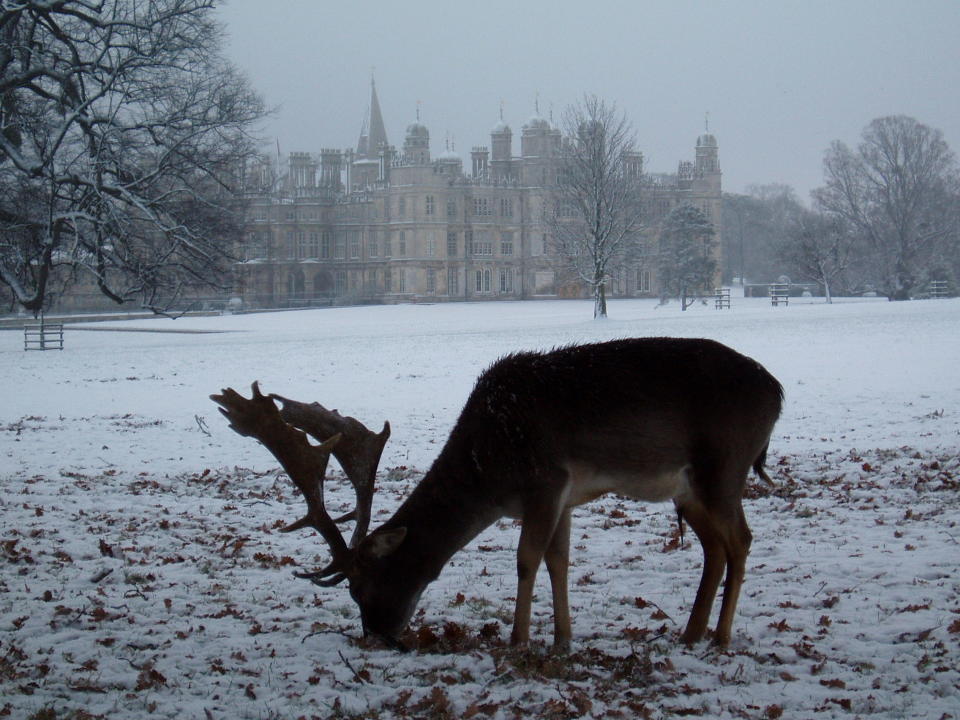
[235,81,721,308]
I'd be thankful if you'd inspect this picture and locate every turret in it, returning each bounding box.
[403,121,430,165]
[520,108,560,187]
[471,146,489,178]
[623,150,643,180]
[320,148,342,190]
[695,132,719,174]
[520,114,551,158]
[490,118,513,181]
[693,130,721,195]
[436,140,462,176]
[288,152,317,191]
[491,120,512,162]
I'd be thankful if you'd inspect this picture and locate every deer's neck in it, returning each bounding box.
[382,449,503,581]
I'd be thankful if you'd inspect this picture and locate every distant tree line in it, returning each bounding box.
[723,115,960,301]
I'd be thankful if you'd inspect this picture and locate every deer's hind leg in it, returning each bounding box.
[676,486,752,646]
[676,495,727,644]
[713,501,751,646]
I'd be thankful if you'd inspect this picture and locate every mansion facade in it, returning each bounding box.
[236,82,721,309]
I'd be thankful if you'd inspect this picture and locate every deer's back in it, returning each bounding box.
[438,338,782,506]
[470,337,781,423]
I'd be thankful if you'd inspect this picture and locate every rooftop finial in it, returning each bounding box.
[499,99,504,122]
[535,92,540,116]
[416,99,421,123]
[705,110,710,133]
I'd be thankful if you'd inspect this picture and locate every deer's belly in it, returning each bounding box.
[565,462,691,506]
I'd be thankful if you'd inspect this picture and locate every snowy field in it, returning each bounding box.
[1,297,958,719]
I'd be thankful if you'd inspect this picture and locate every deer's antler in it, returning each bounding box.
[211,382,349,579]
[270,393,390,549]
[210,382,390,587]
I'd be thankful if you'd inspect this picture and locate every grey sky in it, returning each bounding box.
[216,0,960,203]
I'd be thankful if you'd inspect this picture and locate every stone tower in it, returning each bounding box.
[695,128,720,193]
[490,111,513,181]
[520,109,560,187]
[691,123,722,287]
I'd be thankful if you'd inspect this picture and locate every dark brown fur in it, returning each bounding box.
[347,338,783,648]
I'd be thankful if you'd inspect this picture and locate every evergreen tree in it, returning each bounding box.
[658,204,717,310]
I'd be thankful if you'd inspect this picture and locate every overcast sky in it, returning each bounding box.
[216,0,960,203]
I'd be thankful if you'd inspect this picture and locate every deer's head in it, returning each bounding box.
[211,383,414,646]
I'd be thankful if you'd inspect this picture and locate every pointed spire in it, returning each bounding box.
[367,76,389,157]
[356,109,369,156]
[358,75,389,160]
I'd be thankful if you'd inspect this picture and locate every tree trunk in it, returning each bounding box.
[819,261,833,304]
[886,254,914,300]
[594,280,607,319]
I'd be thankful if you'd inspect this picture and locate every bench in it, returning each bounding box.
[24,322,64,351]
[769,283,790,306]
[714,287,731,309]
[929,280,948,299]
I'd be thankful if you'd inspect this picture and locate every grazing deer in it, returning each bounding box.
[212,337,782,651]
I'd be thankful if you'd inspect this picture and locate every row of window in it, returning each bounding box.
[284,268,518,296]
[252,229,527,261]
[252,194,520,227]
[275,266,653,299]
[254,196,710,225]
[389,267,516,295]
[397,195,515,219]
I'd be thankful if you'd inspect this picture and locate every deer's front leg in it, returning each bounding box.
[511,493,566,646]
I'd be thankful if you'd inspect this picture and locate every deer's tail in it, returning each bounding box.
[753,443,774,485]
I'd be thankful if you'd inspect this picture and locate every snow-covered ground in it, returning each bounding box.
[1,297,958,719]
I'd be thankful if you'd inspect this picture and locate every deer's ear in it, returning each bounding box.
[360,527,407,559]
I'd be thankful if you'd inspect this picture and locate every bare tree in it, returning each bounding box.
[931,177,960,291]
[813,116,958,300]
[0,0,267,315]
[778,210,854,303]
[657,204,717,310]
[546,95,645,318]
